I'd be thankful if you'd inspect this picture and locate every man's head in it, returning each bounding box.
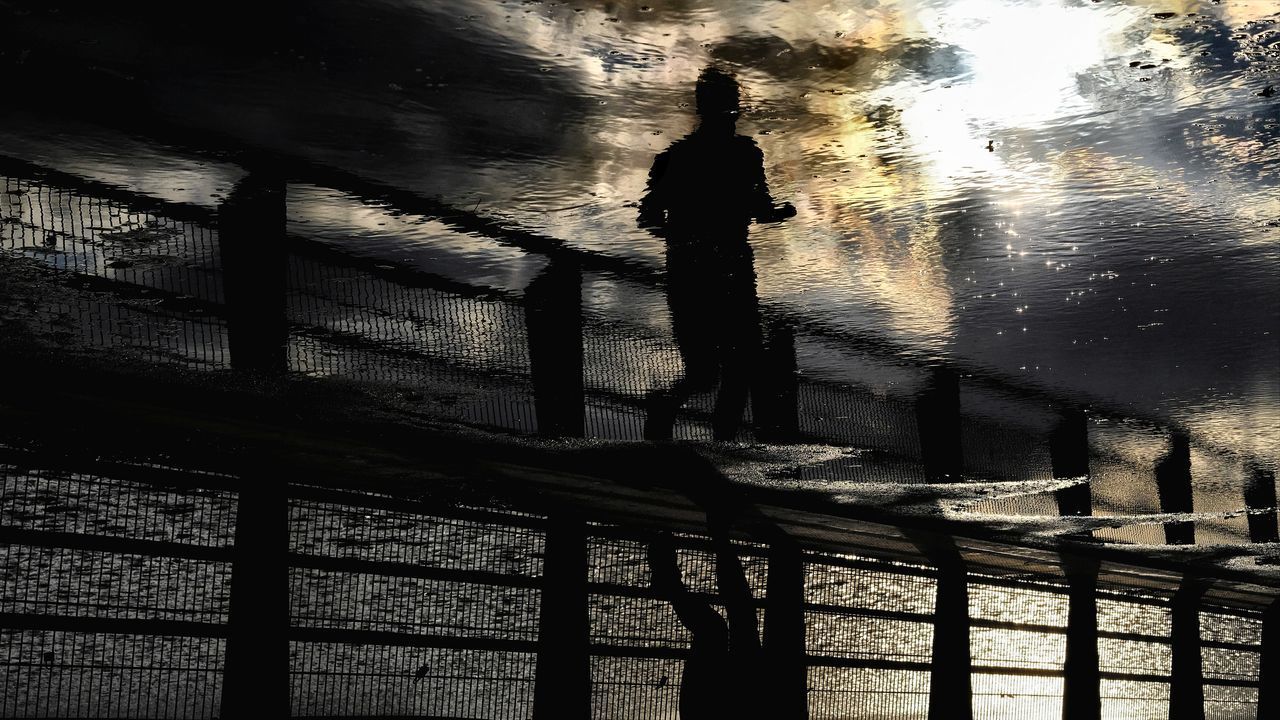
[695,67,740,124]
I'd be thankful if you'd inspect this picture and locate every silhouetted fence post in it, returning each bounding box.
[1169,578,1207,720]
[753,319,800,443]
[913,535,972,720]
[221,468,289,717]
[915,368,963,482]
[1054,410,1100,720]
[1156,433,1195,545]
[1258,598,1280,720]
[533,515,591,718]
[1060,553,1100,720]
[1244,463,1278,544]
[1052,409,1091,518]
[763,537,809,719]
[525,262,585,438]
[218,172,288,375]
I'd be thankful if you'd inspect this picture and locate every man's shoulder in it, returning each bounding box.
[662,135,698,156]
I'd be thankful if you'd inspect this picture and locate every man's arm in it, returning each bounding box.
[744,139,795,223]
[637,150,672,233]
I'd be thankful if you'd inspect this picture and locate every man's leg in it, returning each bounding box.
[648,534,729,718]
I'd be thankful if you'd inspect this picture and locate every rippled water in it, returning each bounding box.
[5,0,1278,457]
[394,0,1279,460]
[89,0,1276,460]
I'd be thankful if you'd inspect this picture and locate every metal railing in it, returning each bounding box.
[0,454,1268,719]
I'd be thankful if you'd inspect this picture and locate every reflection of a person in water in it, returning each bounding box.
[638,66,796,442]
[647,509,806,719]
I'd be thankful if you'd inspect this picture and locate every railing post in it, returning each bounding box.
[533,515,591,718]
[525,261,584,438]
[221,469,289,717]
[915,368,963,482]
[1156,433,1195,545]
[1052,409,1091,518]
[218,172,288,375]
[1244,463,1278,544]
[763,535,808,719]
[1258,598,1280,720]
[1060,553,1100,720]
[912,535,972,720]
[1169,578,1207,720]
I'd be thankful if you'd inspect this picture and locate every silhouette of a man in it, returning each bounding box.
[638,67,796,442]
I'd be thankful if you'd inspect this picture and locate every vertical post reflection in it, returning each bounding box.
[1243,463,1278,544]
[916,536,972,720]
[1052,409,1091,519]
[1169,579,1207,720]
[221,467,289,718]
[762,531,808,719]
[1156,433,1196,545]
[218,172,288,375]
[1258,598,1280,720]
[533,515,590,719]
[525,261,584,438]
[1054,411,1100,719]
[915,368,963,483]
[1060,554,1100,720]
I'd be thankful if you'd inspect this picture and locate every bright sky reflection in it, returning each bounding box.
[299,0,1274,476]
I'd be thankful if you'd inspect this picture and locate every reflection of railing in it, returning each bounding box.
[1,170,228,370]
[2,155,1275,546]
[0,450,1267,719]
[2,152,1278,718]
